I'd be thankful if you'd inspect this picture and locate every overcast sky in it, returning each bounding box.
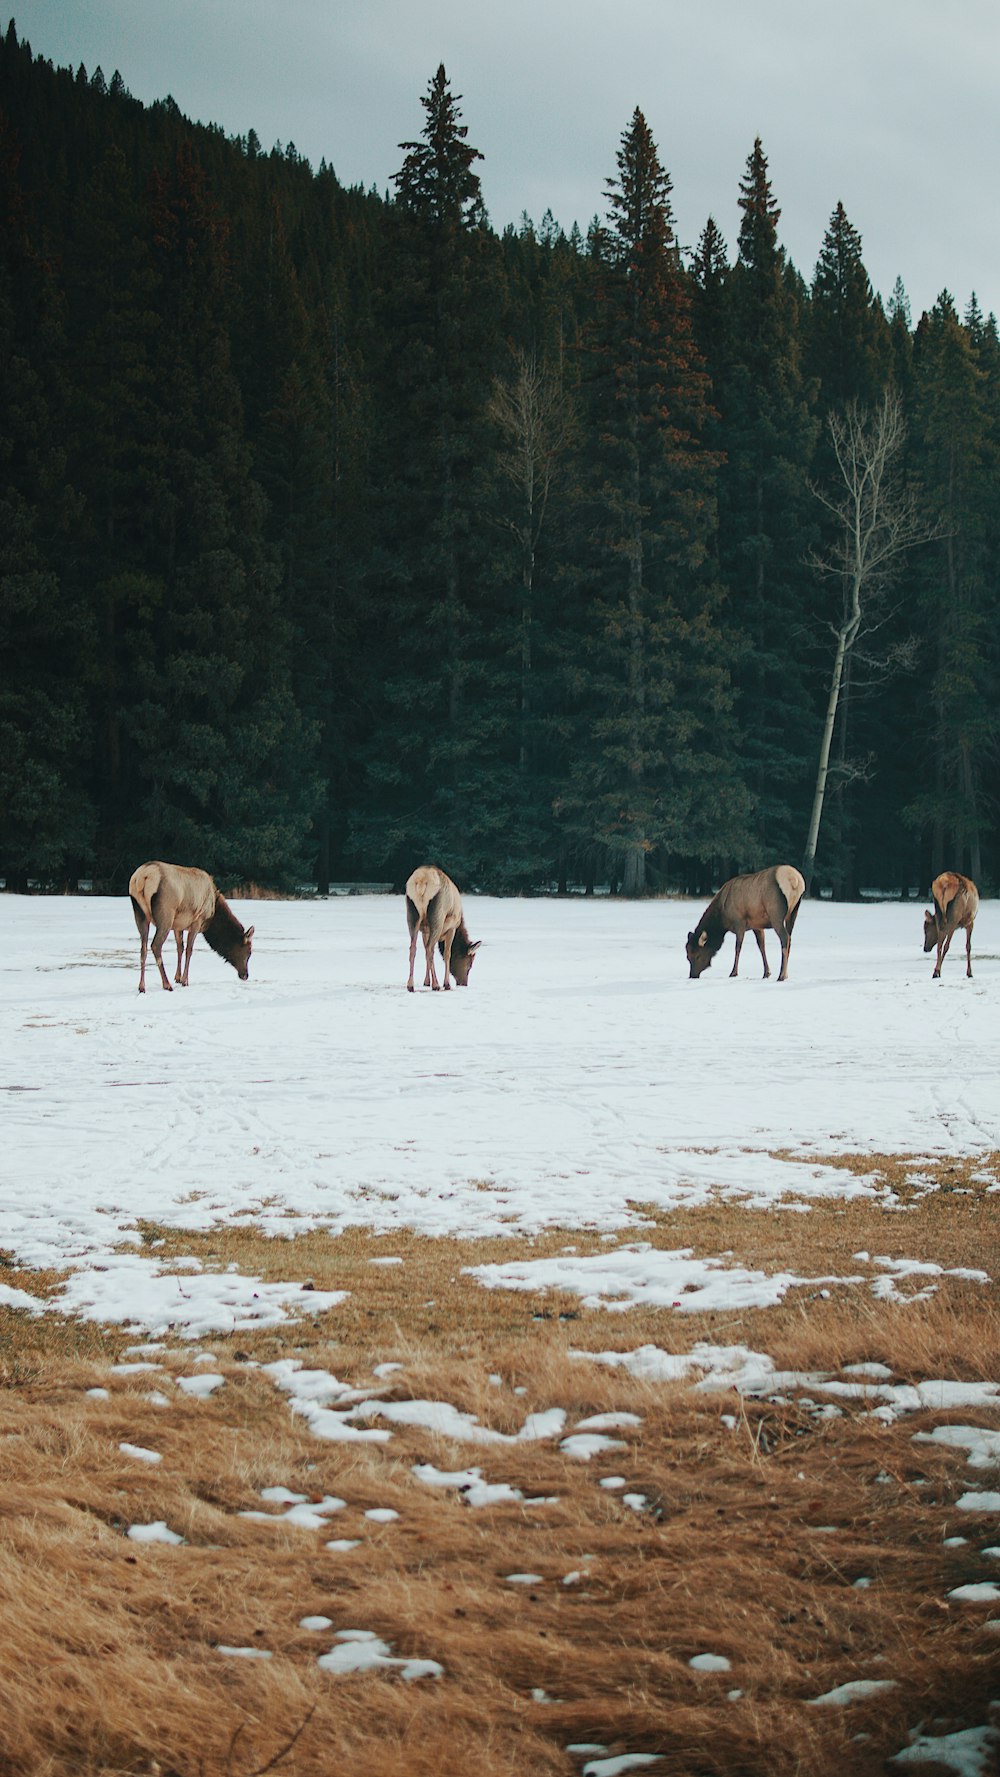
[11,0,999,322]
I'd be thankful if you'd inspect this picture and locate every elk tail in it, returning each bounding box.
[405,895,420,936]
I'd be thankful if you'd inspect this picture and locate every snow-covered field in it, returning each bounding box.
[5,892,1000,1776]
[1,890,996,1334]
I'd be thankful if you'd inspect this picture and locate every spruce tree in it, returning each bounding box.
[808,203,890,413]
[714,138,819,864]
[904,294,998,885]
[0,112,95,883]
[357,66,502,879]
[559,111,748,893]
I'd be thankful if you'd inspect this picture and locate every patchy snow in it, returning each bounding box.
[957,1493,1000,1514]
[890,1717,1000,1772]
[119,1442,162,1464]
[127,1521,183,1545]
[317,1629,442,1681]
[808,1678,899,1706]
[412,1464,522,1507]
[914,1426,1000,1467]
[581,1757,664,1776]
[2,894,998,1340]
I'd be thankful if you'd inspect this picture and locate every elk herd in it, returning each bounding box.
[126,860,981,993]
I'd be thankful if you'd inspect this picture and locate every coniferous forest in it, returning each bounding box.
[2,24,998,897]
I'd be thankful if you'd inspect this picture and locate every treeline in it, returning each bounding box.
[1,25,997,896]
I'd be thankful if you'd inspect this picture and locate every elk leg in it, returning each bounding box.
[934,931,954,979]
[180,929,196,986]
[424,935,439,990]
[966,927,974,979]
[173,930,184,984]
[730,930,745,977]
[407,927,419,991]
[137,918,149,994]
[151,924,173,991]
[754,928,771,979]
[441,931,454,990]
[775,922,793,982]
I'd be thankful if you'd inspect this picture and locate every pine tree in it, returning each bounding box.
[559,111,748,893]
[0,111,95,882]
[904,295,999,885]
[808,203,890,413]
[357,65,502,879]
[120,143,319,882]
[713,138,819,863]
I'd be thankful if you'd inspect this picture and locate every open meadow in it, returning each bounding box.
[1,890,999,1776]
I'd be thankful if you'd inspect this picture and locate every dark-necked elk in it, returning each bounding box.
[405,865,480,991]
[686,865,805,983]
[129,861,254,993]
[923,871,979,979]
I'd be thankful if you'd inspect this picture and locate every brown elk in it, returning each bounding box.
[129,862,254,993]
[923,871,979,979]
[405,865,480,991]
[686,865,805,983]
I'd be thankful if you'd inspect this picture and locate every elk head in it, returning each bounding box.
[236,923,255,979]
[451,940,481,986]
[922,909,938,954]
[685,930,713,979]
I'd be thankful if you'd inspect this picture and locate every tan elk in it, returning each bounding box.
[405,865,480,991]
[923,871,979,979]
[129,862,254,993]
[686,865,805,983]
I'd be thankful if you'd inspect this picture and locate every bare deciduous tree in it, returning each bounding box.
[803,393,933,891]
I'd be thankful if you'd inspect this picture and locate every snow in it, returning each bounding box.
[5,892,1000,1760]
[956,1493,1000,1514]
[127,1521,183,1545]
[808,1679,898,1705]
[581,1758,664,1776]
[2,893,997,1342]
[119,1442,162,1464]
[890,1719,1000,1773]
[411,1463,528,1508]
[316,1630,442,1681]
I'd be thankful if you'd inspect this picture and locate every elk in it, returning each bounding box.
[923,871,979,979]
[128,861,254,993]
[405,865,480,991]
[686,865,805,983]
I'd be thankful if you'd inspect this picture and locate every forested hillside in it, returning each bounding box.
[1,23,997,895]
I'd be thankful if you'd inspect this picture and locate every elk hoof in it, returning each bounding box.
[138,983,145,994]
[407,984,415,993]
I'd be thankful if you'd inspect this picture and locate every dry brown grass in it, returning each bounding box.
[2,1160,1000,1775]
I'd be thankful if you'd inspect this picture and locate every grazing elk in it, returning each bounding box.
[128,861,254,993]
[405,865,480,991]
[686,865,805,983]
[923,871,979,979]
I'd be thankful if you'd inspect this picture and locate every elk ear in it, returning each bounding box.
[698,931,708,947]
[467,940,482,953]
[244,924,255,940]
